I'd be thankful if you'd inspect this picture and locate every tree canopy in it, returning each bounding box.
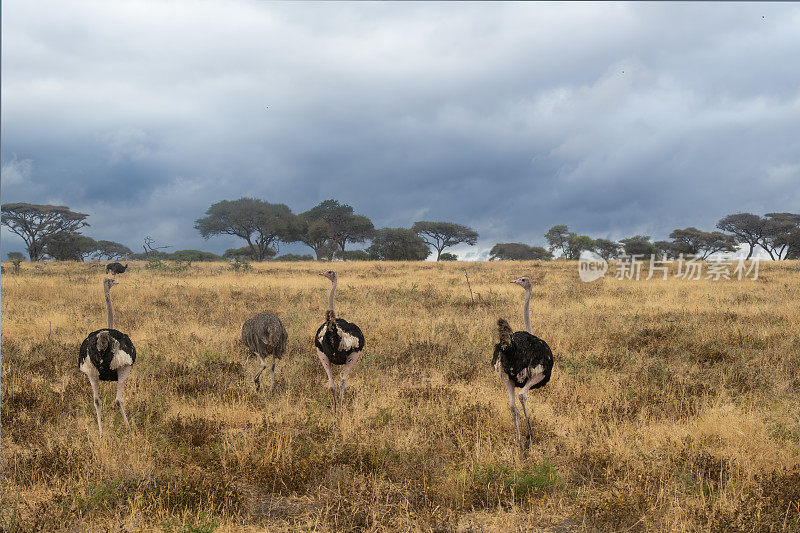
[367,228,430,260]
[93,240,133,260]
[668,227,737,259]
[759,213,800,260]
[411,221,478,261]
[594,238,620,260]
[716,213,765,259]
[489,243,552,261]
[194,198,297,261]
[1,203,90,261]
[298,200,374,260]
[43,232,98,261]
[544,225,571,257]
[619,235,658,257]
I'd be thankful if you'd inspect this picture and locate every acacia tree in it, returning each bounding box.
[1,203,89,261]
[489,243,552,261]
[43,233,98,261]
[195,198,297,261]
[411,221,478,261]
[668,227,737,259]
[716,213,766,259]
[564,234,595,260]
[759,213,800,260]
[619,235,658,256]
[594,238,620,260]
[298,200,374,260]
[367,228,430,260]
[544,225,571,257]
[92,240,133,260]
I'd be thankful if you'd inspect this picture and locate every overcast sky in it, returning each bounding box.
[2,1,799,260]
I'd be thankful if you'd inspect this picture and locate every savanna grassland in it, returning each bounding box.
[2,260,799,532]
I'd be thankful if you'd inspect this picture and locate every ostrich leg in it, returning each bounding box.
[518,373,546,453]
[338,351,362,412]
[316,349,337,412]
[89,374,103,437]
[115,365,132,432]
[253,354,267,391]
[502,375,523,453]
[269,354,276,394]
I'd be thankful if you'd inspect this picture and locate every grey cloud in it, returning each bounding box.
[3,1,800,258]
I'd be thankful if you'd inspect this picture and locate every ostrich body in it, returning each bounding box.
[78,278,136,436]
[241,312,287,392]
[314,270,365,413]
[106,262,128,275]
[492,277,554,453]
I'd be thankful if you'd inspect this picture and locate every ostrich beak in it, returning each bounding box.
[511,279,523,286]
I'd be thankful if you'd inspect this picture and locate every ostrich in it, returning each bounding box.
[314,270,365,413]
[241,311,288,393]
[106,254,129,276]
[492,276,554,453]
[78,278,136,436]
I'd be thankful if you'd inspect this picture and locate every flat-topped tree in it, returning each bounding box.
[195,198,297,261]
[668,227,737,259]
[93,241,133,261]
[760,213,800,260]
[367,228,430,260]
[412,221,478,261]
[594,239,621,260]
[1,203,89,261]
[716,213,766,260]
[43,232,98,261]
[299,200,374,260]
[489,243,552,261]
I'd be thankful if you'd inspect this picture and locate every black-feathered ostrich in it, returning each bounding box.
[78,278,137,436]
[314,270,365,413]
[492,276,554,453]
[106,255,128,276]
[241,310,288,393]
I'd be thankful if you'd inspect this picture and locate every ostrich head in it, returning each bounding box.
[319,270,337,282]
[103,278,119,291]
[511,277,532,291]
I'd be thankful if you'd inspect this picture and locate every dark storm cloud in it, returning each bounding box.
[3,1,800,259]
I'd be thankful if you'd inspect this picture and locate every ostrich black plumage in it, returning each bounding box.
[492,276,554,453]
[106,261,128,275]
[314,270,365,413]
[78,278,136,436]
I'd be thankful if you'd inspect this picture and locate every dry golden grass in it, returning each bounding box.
[2,259,799,532]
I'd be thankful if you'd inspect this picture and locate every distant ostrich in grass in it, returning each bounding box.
[79,278,136,436]
[315,270,365,413]
[106,254,129,276]
[241,310,288,393]
[492,276,554,454]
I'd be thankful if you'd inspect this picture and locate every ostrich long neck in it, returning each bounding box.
[328,279,337,314]
[522,287,532,334]
[105,285,114,329]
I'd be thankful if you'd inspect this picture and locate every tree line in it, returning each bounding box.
[3,200,798,262]
[490,213,800,261]
[0,199,480,262]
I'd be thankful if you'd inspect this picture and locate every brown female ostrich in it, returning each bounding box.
[241,311,287,393]
[78,278,136,436]
[314,270,365,413]
[492,276,554,453]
